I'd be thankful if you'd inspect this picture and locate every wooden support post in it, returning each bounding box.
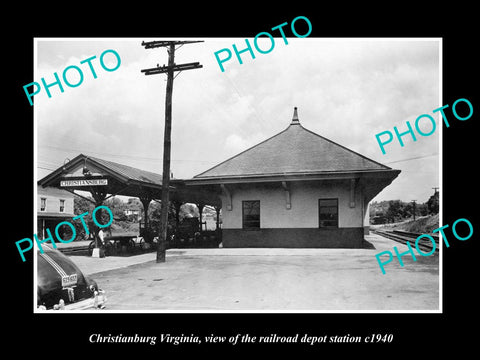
[172,200,182,230]
[215,206,221,230]
[89,187,108,249]
[197,203,205,232]
[139,196,152,240]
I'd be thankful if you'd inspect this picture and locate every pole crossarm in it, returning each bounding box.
[141,40,204,49]
[141,62,203,76]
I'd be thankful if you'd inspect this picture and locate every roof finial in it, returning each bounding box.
[291,106,300,125]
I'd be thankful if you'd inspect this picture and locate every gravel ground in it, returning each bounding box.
[67,234,440,312]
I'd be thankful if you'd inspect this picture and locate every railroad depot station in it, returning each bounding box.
[38,108,400,250]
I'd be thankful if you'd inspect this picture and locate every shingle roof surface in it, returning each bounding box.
[195,118,390,179]
[88,155,163,185]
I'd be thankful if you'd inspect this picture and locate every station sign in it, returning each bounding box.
[60,179,108,187]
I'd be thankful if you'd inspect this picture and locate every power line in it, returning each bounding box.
[37,166,56,171]
[384,153,439,165]
[38,143,216,163]
[218,68,276,138]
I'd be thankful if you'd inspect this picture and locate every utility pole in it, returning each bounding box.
[432,187,439,194]
[141,40,203,263]
[411,200,417,221]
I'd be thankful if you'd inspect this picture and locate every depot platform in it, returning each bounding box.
[59,234,440,311]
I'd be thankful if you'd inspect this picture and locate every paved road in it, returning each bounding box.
[68,234,440,311]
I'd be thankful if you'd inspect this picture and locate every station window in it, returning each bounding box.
[319,198,338,228]
[59,199,65,213]
[242,200,260,229]
[40,198,46,212]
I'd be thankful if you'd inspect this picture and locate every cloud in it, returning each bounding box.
[36,38,440,202]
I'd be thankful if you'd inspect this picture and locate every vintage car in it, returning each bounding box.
[37,247,106,310]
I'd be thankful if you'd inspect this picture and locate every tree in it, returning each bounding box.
[73,195,118,240]
[73,195,95,240]
[427,192,439,214]
[418,203,429,216]
[105,197,127,219]
[385,200,402,223]
[400,203,413,219]
[148,201,176,237]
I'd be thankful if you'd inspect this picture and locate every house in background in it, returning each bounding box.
[37,185,75,240]
[124,207,141,221]
[184,108,400,248]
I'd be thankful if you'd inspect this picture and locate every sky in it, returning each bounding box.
[35,37,441,203]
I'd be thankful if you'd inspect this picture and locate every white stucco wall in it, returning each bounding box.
[364,202,370,226]
[220,180,364,229]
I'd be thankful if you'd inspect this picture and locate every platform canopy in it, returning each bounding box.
[38,153,221,207]
[38,154,166,200]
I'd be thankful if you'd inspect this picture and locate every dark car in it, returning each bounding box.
[37,247,106,310]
